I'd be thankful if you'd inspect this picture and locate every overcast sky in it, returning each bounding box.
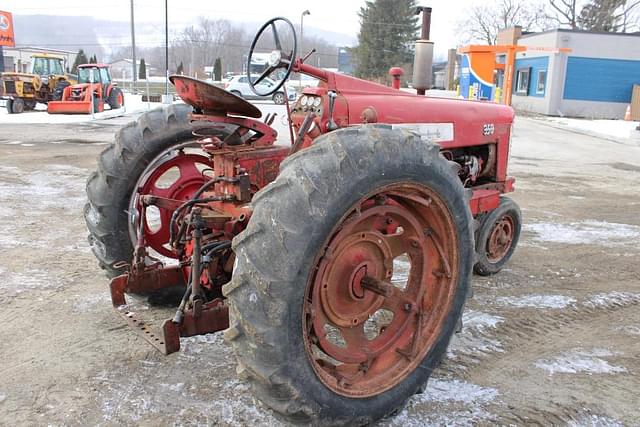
[3,0,477,56]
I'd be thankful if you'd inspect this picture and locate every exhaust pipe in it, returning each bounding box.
[412,6,434,95]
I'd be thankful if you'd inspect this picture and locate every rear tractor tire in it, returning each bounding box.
[473,196,521,276]
[224,125,474,426]
[84,104,199,278]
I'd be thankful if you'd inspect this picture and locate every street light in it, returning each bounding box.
[300,10,310,89]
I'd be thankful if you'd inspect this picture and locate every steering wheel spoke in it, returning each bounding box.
[247,17,297,97]
[254,65,277,86]
[270,22,282,51]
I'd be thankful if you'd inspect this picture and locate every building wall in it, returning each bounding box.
[563,57,640,102]
[512,30,640,119]
[511,31,561,115]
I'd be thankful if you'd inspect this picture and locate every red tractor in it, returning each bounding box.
[48,63,124,114]
[85,16,521,425]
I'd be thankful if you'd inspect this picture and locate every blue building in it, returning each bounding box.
[510,29,640,119]
[338,47,353,75]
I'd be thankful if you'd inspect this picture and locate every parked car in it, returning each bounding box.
[224,75,296,105]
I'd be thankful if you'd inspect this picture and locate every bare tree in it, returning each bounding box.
[457,0,552,45]
[547,0,640,31]
[548,0,581,28]
[616,0,640,31]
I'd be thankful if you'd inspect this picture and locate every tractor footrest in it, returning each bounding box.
[109,267,229,355]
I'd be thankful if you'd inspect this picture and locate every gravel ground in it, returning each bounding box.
[0,108,638,426]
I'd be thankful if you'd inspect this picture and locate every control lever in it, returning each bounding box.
[326,91,338,131]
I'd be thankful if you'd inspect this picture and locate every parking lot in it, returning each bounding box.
[0,105,639,425]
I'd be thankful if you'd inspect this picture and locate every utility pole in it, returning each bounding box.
[165,0,169,97]
[130,0,137,83]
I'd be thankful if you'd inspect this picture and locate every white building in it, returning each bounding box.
[109,58,156,80]
[1,46,77,73]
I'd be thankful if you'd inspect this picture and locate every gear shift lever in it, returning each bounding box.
[326,91,338,131]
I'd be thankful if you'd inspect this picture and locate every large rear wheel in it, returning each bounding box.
[224,125,474,425]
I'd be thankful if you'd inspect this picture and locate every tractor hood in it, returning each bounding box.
[0,72,41,83]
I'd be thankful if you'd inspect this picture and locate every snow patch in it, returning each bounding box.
[494,294,576,309]
[94,332,281,425]
[535,348,626,375]
[0,268,62,294]
[463,310,504,330]
[543,116,639,140]
[524,220,640,247]
[616,324,640,336]
[70,292,110,313]
[386,379,498,426]
[583,291,640,308]
[0,394,6,403]
[568,414,624,427]
[448,310,504,359]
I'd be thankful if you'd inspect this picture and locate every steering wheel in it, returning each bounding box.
[247,17,297,97]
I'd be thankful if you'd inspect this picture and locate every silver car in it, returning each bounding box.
[224,75,297,105]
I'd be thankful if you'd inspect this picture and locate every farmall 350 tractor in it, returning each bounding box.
[85,14,521,425]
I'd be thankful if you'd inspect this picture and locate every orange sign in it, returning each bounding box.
[0,10,15,47]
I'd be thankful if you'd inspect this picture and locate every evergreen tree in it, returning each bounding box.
[89,54,97,64]
[214,57,222,81]
[354,0,419,80]
[177,61,184,75]
[578,0,625,31]
[138,58,147,80]
[71,49,89,74]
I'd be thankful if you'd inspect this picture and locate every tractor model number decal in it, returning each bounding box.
[483,123,495,136]
[392,123,454,143]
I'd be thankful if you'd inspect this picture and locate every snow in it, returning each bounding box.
[567,414,624,427]
[617,324,640,336]
[524,220,640,247]
[583,291,640,308]
[386,379,498,427]
[0,94,165,124]
[462,310,504,330]
[535,348,626,375]
[493,294,576,309]
[542,116,639,141]
[448,310,504,359]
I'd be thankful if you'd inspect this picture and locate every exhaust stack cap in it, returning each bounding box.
[412,40,434,92]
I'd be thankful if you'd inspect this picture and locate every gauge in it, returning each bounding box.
[313,97,322,107]
[300,95,308,107]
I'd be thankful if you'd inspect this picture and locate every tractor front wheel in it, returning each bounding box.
[473,197,521,276]
[224,125,474,425]
[84,104,200,277]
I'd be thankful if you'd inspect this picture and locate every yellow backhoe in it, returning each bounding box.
[0,53,77,113]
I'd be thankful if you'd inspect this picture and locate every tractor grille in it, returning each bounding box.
[4,81,16,95]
